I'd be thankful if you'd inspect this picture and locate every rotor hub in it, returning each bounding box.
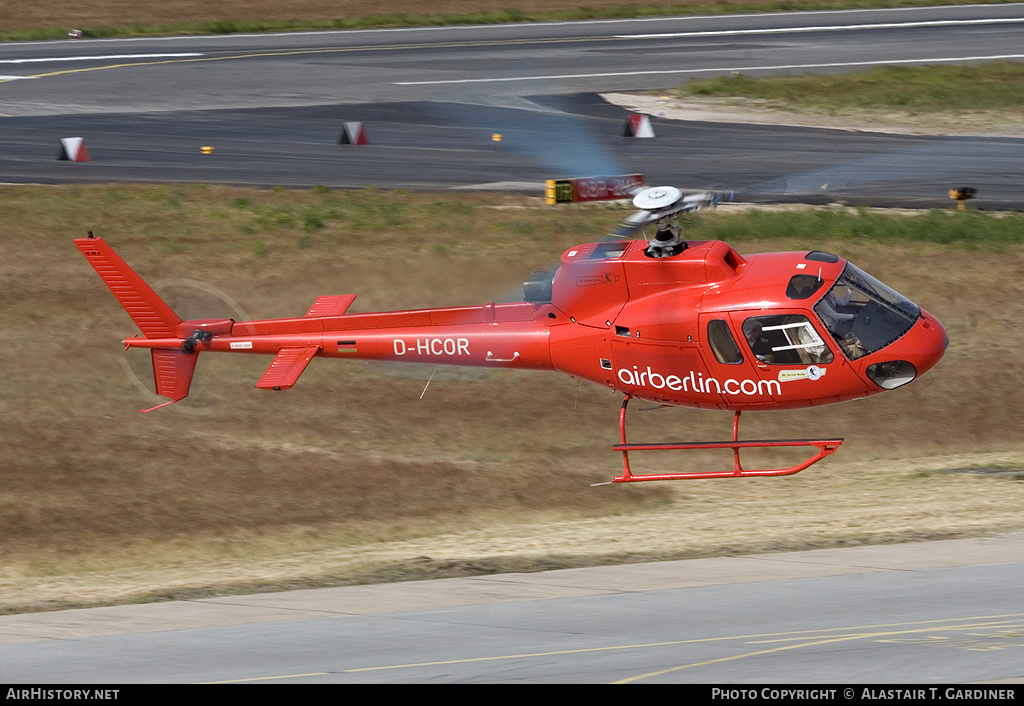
[632,186,683,211]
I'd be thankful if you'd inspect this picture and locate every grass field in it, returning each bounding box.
[0,0,813,37]
[0,0,1012,39]
[3,184,1024,613]
[675,63,1024,119]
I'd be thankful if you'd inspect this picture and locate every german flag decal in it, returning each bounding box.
[337,340,357,353]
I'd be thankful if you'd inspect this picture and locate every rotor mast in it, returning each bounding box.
[612,186,727,257]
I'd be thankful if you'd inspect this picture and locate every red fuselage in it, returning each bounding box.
[132,239,945,412]
[79,234,945,477]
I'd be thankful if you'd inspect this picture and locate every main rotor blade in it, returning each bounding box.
[426,95,628,178]
[737,137,1024,203]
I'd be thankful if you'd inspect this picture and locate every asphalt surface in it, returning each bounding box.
[2,5,1024,207]
[2,532,1023,683]
[3,4,1024,112]
[4,97,1024,209]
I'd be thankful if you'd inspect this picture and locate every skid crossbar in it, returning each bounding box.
[611,396,843,482]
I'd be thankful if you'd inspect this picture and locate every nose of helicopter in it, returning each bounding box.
[915,310,949,373]
[862,309,947,390]
[917,309,946,360]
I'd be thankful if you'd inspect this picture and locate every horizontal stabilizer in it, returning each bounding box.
[256,346,320,390]
[305,294,357,317]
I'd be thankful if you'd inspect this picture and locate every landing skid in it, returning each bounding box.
[611,396,843,482]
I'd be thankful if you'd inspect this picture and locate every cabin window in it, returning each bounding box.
[806,251,840,263]
[707,319,743,364]
[589,242,628,259]
[742,315,834,365]
[786,274,825,300]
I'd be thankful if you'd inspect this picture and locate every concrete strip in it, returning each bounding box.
[2,531,1021,644]
[450,181,545,192]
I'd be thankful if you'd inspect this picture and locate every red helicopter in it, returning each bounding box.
[75,186,947,483]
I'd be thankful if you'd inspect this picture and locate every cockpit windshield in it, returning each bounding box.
[813,264,921,360]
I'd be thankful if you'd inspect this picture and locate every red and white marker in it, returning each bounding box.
[57,137,90,162]
[622,114,655,138]
[338,122,369,145]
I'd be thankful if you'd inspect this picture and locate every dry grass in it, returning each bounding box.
[4,0,1003,39]
[2,184,1023,613]
[0,0,799,34]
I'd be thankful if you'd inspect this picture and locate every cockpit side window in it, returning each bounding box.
[813,264,921,360]
[742,315,834,365]
[786,274,825,300]
[708,319,743,364]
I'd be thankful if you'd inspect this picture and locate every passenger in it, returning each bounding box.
[747,322,775,363]
[839,331,866,359]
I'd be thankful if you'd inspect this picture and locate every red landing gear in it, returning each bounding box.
[611,395,843,482]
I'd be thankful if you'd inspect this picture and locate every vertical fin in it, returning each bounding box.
[74,236,181,338]
[76,236,196,410]
[148,349,198,410]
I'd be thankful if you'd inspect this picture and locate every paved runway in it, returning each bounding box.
[4,96,1024,208]
[3,5,1024,207]
[3,533,1023,683]
[3,5,1024,114]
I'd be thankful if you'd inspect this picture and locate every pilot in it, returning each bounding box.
[817,289,857,336]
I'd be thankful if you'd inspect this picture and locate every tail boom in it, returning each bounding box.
[80,236,557,408]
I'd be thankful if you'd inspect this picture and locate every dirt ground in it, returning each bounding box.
[4,9,1024,611]
[4,202,1024,613]
[604,92,1024,137]
[0,1,803,34]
